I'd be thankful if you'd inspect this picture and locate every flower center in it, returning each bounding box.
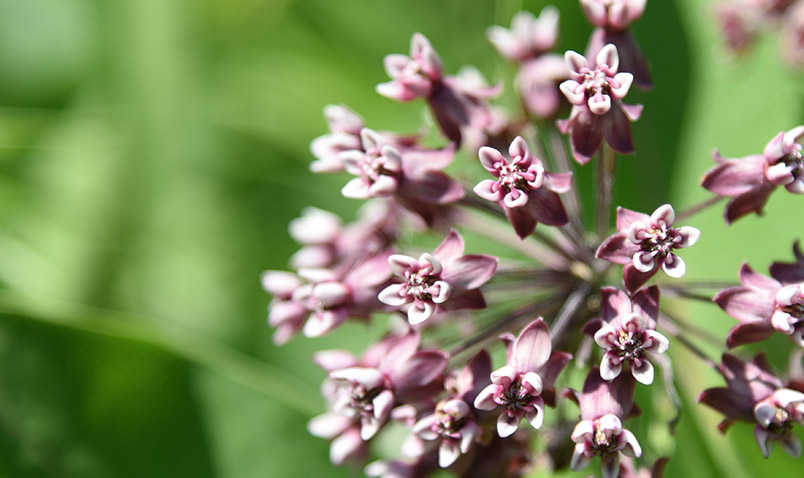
[781,301,804,320]
[614,329,644,360]
[498,163,529,190]
[500,380,535,411]
[361,154,394,184]
[640,226,676,256]
[779,151,804,178]
[592,427,618,457]
[348,384,381,415]
[583,69,611,97]
[404,270,437,300]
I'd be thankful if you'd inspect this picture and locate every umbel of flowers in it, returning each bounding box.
[261,1,804,477]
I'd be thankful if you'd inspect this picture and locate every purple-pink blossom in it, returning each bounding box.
[699,353,804,458]
[715,243,804,347]
[474,318,572,437]
[474,136,571,239]
[702,125,804,224]
[567,371,641,478]
[377,33,501,150]
[589,287,669,385]
[597,204,700,294]
[581,0,652,89]
[557,44,643,164]
[378,230,497,325]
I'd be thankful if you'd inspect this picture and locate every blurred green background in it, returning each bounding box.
[0,0,803,476]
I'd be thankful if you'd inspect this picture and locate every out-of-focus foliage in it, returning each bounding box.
[0,0,801,477]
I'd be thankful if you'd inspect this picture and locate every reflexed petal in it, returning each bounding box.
[616,206,650,231]
[545,172,572,193]
[596,234,639,265]
[632,360,654,385]
[701,157,767,195]
[513,318,552,371]
[497,413,520,438]
[390,350,449,392]
[407,301,436,325]
[571,443,593,471]
[442,254,497,290]
[473,179,504,201]
[526,400,545,429]
[505,201,538,239]
[600,286,632,321]
[459,420,478,453]
[714,286,776,323]
[662,254,686,278]
[754,425,773,458]
[376,80,419,102]
[623,263,657,295]
[620,428,642,457]
[601,456,620,478]
[781,434,803,458]
[675,226,701,248]
[602,103,635,154]
[726,321,775,348]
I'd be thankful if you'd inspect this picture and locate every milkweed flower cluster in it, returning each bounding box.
[261,1,804,476]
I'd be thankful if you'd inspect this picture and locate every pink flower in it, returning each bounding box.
[702,126,804,224]
[518,54,570,119]
[580,0,651,88]
[567,371,641,478]
[558,44,643,164]
[715,248,804,348]
[782,1,804,67]
[309,105,365,173]
[474,136,572,239]
[307,415,367,466]
[288,251,393,338]
[474,318,572,437]
[486,7,559,62]
[699,353,804,458]
[596,204,701,294]
[377,33,501,149]
[261,270,308,345]
[318,330,448,440]
[589,287,669,385]
[410,351,492,468]
[580,0,647,30]
[378,230,497,325]
[339,128,464,226]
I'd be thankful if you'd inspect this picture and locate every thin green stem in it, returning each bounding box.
[596,144,616,240]
[676,195,726,222]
